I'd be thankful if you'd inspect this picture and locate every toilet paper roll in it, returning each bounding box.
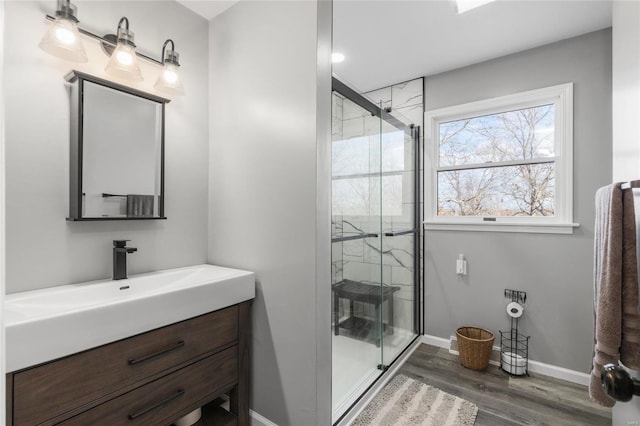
[506,302,524,318]
[174,408,202,426]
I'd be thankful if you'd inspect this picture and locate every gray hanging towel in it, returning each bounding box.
[622,188,640,368]
[590,183,622,407]
[126,195,154,217]
[590,183,640,407]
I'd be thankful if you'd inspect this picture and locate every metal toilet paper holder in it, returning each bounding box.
[500,289,530,376]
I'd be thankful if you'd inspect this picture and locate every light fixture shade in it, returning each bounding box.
[154,49,184,96]
[105,26,143,82]
[39,0,87,62]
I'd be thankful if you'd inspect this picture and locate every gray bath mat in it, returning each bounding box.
[351,374,478,426]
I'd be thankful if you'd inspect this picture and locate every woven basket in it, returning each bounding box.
[456,326,495,371]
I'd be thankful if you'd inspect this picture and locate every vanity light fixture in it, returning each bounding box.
[104,17,143,82]
[154,39,185,96]
[41,3,185,96]
[39,0,87,62]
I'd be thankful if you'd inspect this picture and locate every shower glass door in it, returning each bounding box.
[331,79,419,422]
[331,92,384,418]
[379,109,418,368]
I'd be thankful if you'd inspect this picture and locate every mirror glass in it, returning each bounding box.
[66,71,169,220]
[82,82,162,218]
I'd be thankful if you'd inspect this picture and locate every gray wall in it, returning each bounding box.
[4,1,209,293]
[424,29,612,371]
[208,2,332,425]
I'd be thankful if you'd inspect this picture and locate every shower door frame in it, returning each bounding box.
[331,77,424,423]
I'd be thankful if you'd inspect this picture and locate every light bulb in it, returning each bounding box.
[154,62,184,96]
[39,2,87,63]
[116,50,133,66]
[104,23,143,82]
[163,69,178,84]
[154,42,184,96]
[54,26,75,44]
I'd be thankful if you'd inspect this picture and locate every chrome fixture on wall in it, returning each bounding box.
[104,17,143,82]
[154,39,185,96]
[39,0,87,62]
[39,0,184,95]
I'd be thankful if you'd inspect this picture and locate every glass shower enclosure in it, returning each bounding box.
[331,78,420,421]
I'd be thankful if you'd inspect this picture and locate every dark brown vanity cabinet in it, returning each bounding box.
[6,301,250,426]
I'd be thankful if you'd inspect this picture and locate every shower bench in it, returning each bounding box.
[332,279,401,346]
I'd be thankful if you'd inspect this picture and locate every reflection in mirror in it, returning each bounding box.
[82,82,161,217]
[65,71,170,220]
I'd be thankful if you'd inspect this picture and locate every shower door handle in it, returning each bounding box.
[331,233,379,243]
[384,229,416,237]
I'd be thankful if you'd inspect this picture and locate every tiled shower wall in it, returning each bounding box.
[331,78,424,332]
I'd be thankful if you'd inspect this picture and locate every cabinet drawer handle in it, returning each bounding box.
[128,340,185,365]
[128,388,185,420]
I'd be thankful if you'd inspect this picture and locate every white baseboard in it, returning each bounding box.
[527,360,589,386]
[422,334,590,386]
[250,409,279,426]
[421,334,449,348]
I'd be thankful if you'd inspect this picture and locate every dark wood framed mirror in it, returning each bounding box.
[65,71,170,221]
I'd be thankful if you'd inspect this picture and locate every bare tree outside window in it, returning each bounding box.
[437,104,555,217]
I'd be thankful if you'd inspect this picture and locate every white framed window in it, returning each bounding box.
[424,83,578,234]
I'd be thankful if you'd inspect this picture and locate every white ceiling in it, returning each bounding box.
[335,0,612,92]
[176,0,238,20]
[177,0,612,93]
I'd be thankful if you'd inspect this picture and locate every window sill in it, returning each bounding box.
[423,221,580,235]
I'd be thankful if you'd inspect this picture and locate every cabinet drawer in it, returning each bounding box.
[12,306,238,426]
[61,346,238,426]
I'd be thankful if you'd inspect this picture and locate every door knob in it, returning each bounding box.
[601,363,640,402]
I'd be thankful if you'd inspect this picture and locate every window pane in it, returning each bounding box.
[437,163,555,217]
[439,104,555,167]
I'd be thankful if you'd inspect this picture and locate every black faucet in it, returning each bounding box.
[113,240,137,280]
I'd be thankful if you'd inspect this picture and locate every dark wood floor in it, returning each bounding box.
[397,344,612,426]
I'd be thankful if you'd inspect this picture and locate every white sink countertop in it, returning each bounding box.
[5,264,255,372]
